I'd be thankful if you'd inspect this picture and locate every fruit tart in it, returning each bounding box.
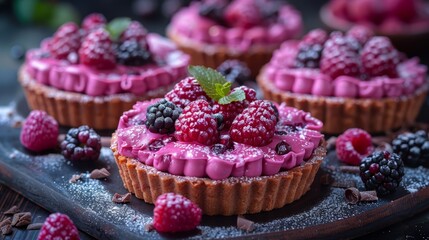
[166,0,302,76]
[20,14,190,129]
[111,66,326,216]
[257,27,428,134]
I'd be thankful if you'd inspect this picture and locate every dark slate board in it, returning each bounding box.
[1,97,429,240]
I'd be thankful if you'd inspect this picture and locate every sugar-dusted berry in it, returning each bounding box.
[336,128,374,165]
[60,125,101,161]
[37,213,79,240]
[79,28,116,69]
[145,99,182,134]
[361,36,400,77]
[48,22,81,60]
[165,77,209,109]
[20,110,59,152]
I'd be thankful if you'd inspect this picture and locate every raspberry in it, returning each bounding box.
[320,35,361,79]
[153,193,202,233]
[346,25,374,46]
[145,99,182,134]
[212,86,257,129]
[116,40,152,66]
[37,213,79,240]
[294,43,323,68]
[359,151,404,195]
[165,77,209,109]
[336,128,374,165]
[60,125,101,161]
[79,28,116,69]
[361,36,400,77]
[48,22,81,60]
[392,130,429,167]
[175,100,219,146]
[230,100,277,147]
[82,13,106,32]
[217,60,252,86]
[302,28,328,45]
[120,21,148,43]
[20,110,59,152]
[224,0,262,28]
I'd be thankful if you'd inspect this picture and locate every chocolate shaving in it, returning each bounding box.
[144,223,154,232]
[0,218,11,228]
[339,166,360,174]
[237,215,255,232]
[27,223,44,230]
[320,174,333,186]
[112,193,131,204]
[345,187,378,204]
[326,136,337,150]
[11,212,32,227]
[332,179,356,189]
[69,174,82,183]
[90,168,111,179]
[4,205,20,215]
[1,224,12,235]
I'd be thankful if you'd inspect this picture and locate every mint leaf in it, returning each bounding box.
[188,65,230,101]
[218,89,245,104]
[106,17,131,41]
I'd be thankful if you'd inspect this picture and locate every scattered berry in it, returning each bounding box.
[20,110,59,152]
[217,60,252,85]
[37,213,79,240]
[346,25,374,46]
[336,128,374,165]
[165,77,209,109]
[302,28,328,45]
[145,99,182,134]
[361,36,400,77]
[79,28,116,69]
[116,40,152,66]
[48,22,81,60]
[295,43,323,68]
[392,130,429,167]
[320,35,361,79]
[82,13,106,32]
[175,100,219,146]
[230,100,277,147]
[120,21,148,43]
[359,151,404,195]
[275,141,292,155]
[153,193,202,233]
[224,0,262,28]
[60,125,101,161]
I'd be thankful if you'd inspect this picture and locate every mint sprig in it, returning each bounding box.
[106,17,131,41]
[188,65,245,104]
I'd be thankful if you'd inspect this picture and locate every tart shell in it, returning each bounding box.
[111,133,326,216]
[18,66,176,130]
[257,69,429,135]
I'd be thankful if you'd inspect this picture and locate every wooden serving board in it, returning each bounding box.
[1,98,429,240]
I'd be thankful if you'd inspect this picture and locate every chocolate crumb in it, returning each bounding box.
[345,187,378,204]
[320,174,333,186]
[27,223,44,230]
[0,218,11,228]
[11,212,32,227]
[144,223,154,232]
[339,166,360,174]
[90,168,110,179]
[332,179,357,189]
[4,205,20,215]
[326,136,337,150]
[237,215,255,232]
[69,174,82,183]
[1,224,12,235]
[112,193,131,204]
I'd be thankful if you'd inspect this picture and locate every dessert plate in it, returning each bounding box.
[1,95,429,240]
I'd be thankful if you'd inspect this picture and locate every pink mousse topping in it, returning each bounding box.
[262,40,428,99]
[168,2,302,53]
[116,99,323,180]
[24,34,190,96]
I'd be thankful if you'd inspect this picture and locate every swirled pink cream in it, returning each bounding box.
[262,41,428,99]
[167,2,302,53]
[24,34,190,96]
[116,99,323,180]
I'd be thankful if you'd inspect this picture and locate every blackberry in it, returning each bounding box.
[116,40,151,66]
[146,99,182,134]
[217,60,252,85]
[294,43,323,68]
[275,141,291,155]
[359,151,404,196]
[212,134,234,154]
[60,125,101,161]
[198,1,228,23]
[392,130,429,167]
